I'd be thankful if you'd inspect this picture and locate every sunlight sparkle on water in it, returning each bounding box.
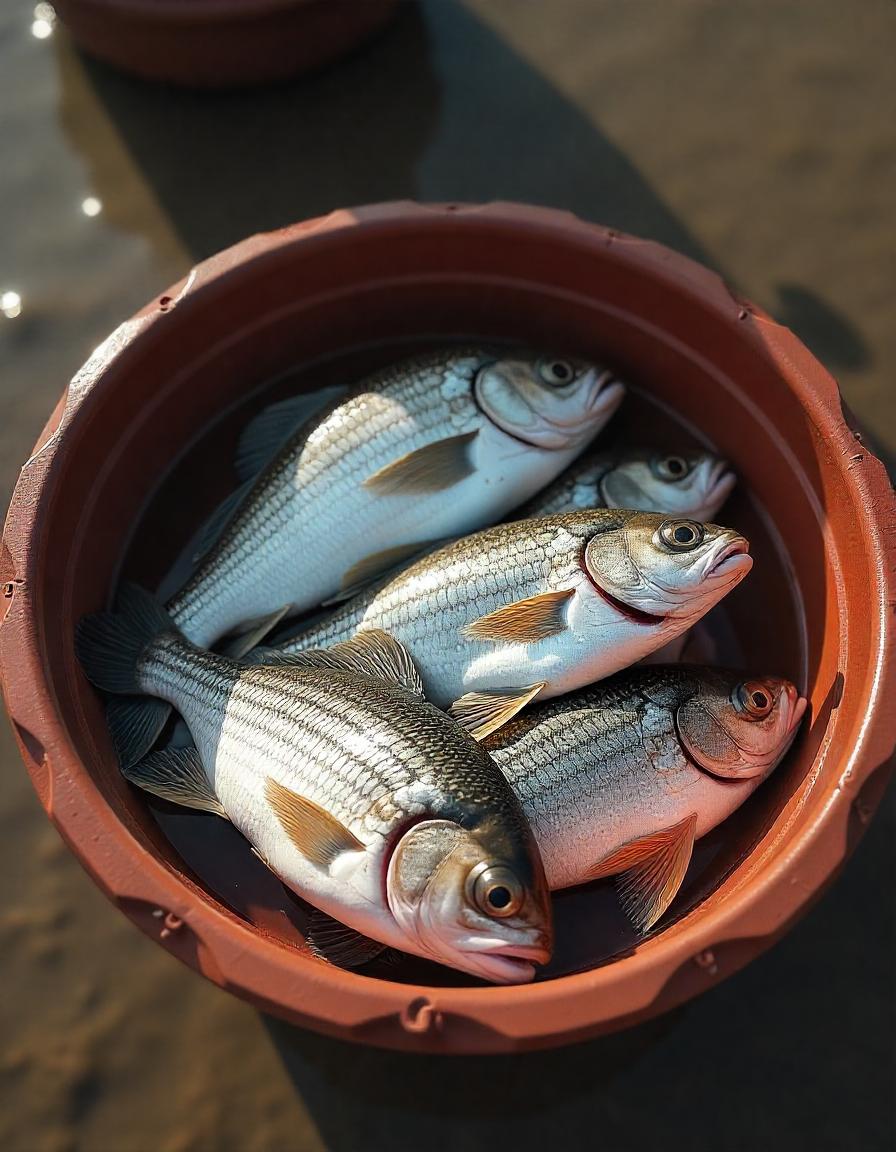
[31,3,56,38]
[1,291,23,319]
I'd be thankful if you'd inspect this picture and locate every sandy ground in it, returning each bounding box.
[0,2,893,1150]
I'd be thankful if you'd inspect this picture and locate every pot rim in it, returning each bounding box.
[2,200,894,1051]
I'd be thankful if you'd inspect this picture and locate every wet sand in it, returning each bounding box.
[1,2,893,1149]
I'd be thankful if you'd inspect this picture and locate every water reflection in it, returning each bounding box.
[1,290,23,319]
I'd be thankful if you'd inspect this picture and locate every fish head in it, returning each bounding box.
[386,818,553,984]
[583,511,752,623]
[676,672,807,779]
[473,355,625,450]
[599,451,736,522]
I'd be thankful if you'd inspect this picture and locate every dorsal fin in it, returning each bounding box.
[191,480,255,562]
[234,387,344,482]
[258,630,423,699]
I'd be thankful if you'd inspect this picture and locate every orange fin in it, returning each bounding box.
[265,778,364,869]
[463,588,575,644]
[588,813,698,933]
[449,682,547,740]
[363,431,478,495]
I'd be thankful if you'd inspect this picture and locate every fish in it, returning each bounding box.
[515,448,736,521]
[75,587,553,984]
[485,665,806,931]
[167,348,625,649]
[261,510,753,739]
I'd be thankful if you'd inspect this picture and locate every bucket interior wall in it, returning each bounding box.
[36,217,858,986]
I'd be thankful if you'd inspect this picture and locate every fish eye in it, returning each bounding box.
[467,863,524,918]
[537,359,576,387]
[651,455,691,482]
[733,680,775,719]
[657,519,705,551]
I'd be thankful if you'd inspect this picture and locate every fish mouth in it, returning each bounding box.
[704,460,737,509]
[707,536,752,579]
[586,370,627,419]
[784,685,808,735]
[466,941,552,985]
[539,369,626,434]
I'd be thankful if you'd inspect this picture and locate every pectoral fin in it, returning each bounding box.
[449,682,547,740]
[265,778,365,869]
[259,630,423,698]
[463,588,575,644]
[306,909,387,968]
[363,430,478,495]
[122,747,227,819]
[587,813,698,933]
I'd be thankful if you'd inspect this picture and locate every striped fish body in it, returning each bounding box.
[137,634,537,956]
[486,673,755,891]
[269,509,750,712]
[167,350,621,647]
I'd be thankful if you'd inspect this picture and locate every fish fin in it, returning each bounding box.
[265,778,365,869]
[191,480,255,563]
[326,541,432,605]
[106,696,172,769]
[305,909,387,968]
[363,430,478,495]
[258,631,423,698]
[449,682,547,740]
[76,583,175,694]
[235,388,343,482]
[587,813,698,933]
[122,747,228,819]
[463,588,575,644]
[219,605,294,659]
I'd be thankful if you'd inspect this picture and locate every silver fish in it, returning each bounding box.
[264,510,753,739]
[167,349,625,648]
[486,666,806,931]
[76,588,552,984]
[516,448,736,521]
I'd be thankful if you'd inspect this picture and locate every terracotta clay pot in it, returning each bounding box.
[2,202,893,1053]
[52,0,399,88]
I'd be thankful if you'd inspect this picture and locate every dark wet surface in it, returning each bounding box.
[1,2,893,1149]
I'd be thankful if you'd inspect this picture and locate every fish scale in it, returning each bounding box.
[140,635,519,838]
[484,667,774,895]
[281,513,615,656]
[268,507,738,713]
[165,348,618,649]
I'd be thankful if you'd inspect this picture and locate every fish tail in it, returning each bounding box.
[76,584,177,766]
